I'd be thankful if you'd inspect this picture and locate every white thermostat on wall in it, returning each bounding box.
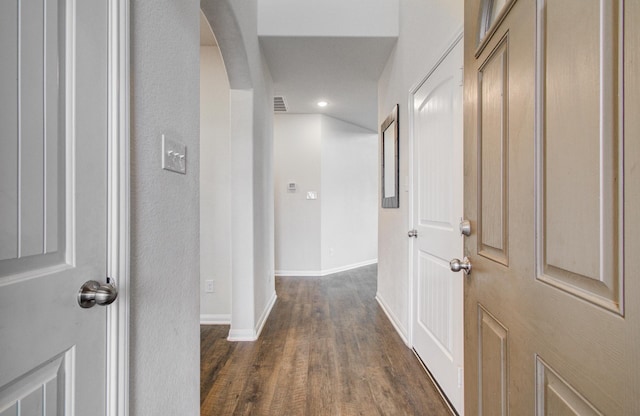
[287,182,297,192]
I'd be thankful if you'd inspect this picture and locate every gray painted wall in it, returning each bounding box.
[377,0,463,338]
[130,1,201,414]
[200,44,232,320]
[274,115,323,272]
[207,0,276,336]
[273,114,378,274]
[320,116,378,271]
[237,1,277,330]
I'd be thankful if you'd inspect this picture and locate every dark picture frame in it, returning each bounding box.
[381,104,399,208]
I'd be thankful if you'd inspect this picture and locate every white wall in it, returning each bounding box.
[274,114,378,275]
[376,0,463,339]
[321,116,378,272]
[130,0,200,414]
[228,0,277,339]
[200,44,231,321]
[274,115,323,272]
[201,0,277,340]
[251,51,276,334]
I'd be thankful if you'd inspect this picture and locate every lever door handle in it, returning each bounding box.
[408,229,418,238]
[78,280,118,308]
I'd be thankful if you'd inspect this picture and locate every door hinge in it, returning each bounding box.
[458,367,463,388]
[459,66,464,87]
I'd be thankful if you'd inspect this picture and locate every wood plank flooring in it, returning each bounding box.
[200,265,453,415]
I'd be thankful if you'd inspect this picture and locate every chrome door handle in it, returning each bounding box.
[408,229,418,238]
[78,280,118,308]
[450,257,472,275]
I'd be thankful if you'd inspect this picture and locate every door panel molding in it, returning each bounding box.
[477,35,509,266]
[0,348,74,414]
[534,0,624,314]
[478,305,508,416]
[418,251,454,359]
[0,0,67,275]
[535,356,604,416]
[0,0,19,261]
[476,0,518,57]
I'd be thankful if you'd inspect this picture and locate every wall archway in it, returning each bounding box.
[200,1,252,90]
[200,0,264,340]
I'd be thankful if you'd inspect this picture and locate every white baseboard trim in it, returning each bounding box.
[375,293,410,346]
[275,259,378,277]
[227,291,277,342]
[200,314,231,325]
[227,328,257,342]
[255,291,277,338]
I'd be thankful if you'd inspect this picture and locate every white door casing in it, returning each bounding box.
[105,0,130,414]
[0,0,129,414]
[410,35,464,414]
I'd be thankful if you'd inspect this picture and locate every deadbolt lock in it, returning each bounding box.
[459,219,471,236]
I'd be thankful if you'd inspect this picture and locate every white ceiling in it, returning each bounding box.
[201,5,397,132]
[260,36,397,132]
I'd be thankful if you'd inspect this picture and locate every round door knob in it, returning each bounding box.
[78,280,118,308]
[450,257,472,274]
[459,219,471,236]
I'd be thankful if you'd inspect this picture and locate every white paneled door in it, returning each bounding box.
[0,0,110,414]
[411,37,464,414]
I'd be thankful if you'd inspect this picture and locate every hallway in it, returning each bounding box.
[200,265,452,415]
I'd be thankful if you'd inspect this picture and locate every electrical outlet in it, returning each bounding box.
[205,280,214,293]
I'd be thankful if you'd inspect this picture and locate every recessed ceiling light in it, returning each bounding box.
[317,101,328,107]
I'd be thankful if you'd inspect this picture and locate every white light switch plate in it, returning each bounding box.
[162,135,187,174]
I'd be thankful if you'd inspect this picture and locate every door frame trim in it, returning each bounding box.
[406,30,464,346]
[106,0,130,415]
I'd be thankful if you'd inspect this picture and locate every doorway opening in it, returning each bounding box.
[199,10,232,327]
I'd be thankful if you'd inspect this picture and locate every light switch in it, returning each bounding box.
[162,135,187,174]
[306,191,318,200]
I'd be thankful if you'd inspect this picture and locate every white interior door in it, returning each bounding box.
[0,0,110,414]
[411,37,464,413]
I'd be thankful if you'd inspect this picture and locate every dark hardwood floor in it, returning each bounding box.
[200,264,453,415]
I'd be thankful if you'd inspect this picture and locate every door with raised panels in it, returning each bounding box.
[463,0,639,414]
[0,0,110,414]
[411,37,464,413]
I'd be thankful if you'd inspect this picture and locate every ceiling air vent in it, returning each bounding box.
[274,96,288,112]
